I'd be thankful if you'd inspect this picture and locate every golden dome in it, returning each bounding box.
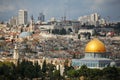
[85,38,106,53]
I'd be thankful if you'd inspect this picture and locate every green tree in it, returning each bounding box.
[16,60,35,79]
[78,65,89,78]
[78,34,81,39]
[67,69,79,79]
[24,64,35,79]
[42,60,47,73]
[64,62,74,76]
[53,70,61,80]
[60,28,67,35]
[73,53,76,59]
[87,32,91,39]
[0,61,16,80]
[87,69,102,80]
[34,62,42,78]
[102,67,120,80]
[52,29,60,34]
[68,28,73,34]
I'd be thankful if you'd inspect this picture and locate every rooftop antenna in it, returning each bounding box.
[107,16,110,24]
[62,0,69,21]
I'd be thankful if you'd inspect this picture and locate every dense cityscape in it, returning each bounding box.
[0,3,120,80]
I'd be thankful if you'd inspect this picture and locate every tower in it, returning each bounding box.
[91,13,99,22]
[29,15,34,32]
[13,44,19,59]
[18,9,28,25]
[90,13,100,26]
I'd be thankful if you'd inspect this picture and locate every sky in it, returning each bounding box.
[0,0,120,22]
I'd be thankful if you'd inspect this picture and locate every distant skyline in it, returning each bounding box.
[0,0,120,22]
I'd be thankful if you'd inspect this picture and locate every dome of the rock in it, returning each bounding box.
[85,38,106,53]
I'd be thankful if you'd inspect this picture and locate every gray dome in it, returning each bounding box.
[110,61,116,67]
[19,32,32,38]
[0,37,5,43]
[0,37,5,40]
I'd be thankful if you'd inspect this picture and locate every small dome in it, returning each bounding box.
[19,32,32,38]
[110,61,116,67]
[85,38,106,53]
[0,37,5,40]
[0,37,5,43]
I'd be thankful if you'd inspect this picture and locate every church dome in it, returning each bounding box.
[85,38,106,53]
[19,32,32,38]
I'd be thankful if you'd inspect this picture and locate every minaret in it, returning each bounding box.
[13,44,19,59]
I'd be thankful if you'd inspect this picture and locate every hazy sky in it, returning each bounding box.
[0,0,120,22]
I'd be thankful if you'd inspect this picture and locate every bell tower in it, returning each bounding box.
[13,44,19,59]
[29,15,34,32]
